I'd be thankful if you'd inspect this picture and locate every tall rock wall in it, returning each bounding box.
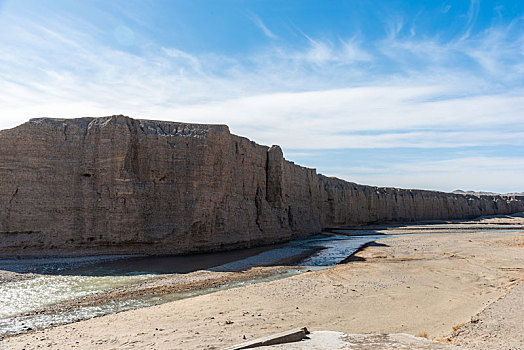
[1,115,523,256]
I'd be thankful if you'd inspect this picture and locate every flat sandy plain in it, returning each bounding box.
[2,215,524,349]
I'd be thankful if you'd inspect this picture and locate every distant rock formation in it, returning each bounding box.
[1,115,523,256]
[453,189,524,197]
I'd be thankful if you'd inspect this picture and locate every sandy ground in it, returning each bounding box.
[2,230,523,349]
[451,281,524,349]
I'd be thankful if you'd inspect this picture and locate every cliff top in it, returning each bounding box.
[2,115,230,138]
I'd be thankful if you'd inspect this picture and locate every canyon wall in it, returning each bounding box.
[1,115,523,256]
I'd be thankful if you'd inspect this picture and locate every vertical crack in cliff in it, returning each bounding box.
[5,187,19,232]
[255,186,264,232]
[287,205,294,230]
[265,146,284,208]
[264,151,269,204]
[123,118,142,180]
[62,123,68,141]
[8,187,18,206]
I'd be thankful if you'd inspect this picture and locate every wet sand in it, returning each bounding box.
[2,228,523,349]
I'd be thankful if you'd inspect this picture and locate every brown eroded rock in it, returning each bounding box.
[0,115,523,256]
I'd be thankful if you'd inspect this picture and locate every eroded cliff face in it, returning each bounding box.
[1,115,523,256]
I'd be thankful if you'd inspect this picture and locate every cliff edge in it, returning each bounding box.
[1,115,523,256]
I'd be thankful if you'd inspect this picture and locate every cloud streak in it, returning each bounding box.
[461,0,480,40]
[249,13,278,39]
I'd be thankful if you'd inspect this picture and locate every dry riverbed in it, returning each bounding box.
[2,227,523,349]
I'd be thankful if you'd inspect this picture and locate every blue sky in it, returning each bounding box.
[1,0,523,192]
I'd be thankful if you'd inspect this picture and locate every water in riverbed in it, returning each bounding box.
[1,230,517,336]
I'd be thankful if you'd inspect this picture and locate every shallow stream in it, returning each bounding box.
[0,229,519,336]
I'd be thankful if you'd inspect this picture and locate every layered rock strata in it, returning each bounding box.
[1,116,523,256]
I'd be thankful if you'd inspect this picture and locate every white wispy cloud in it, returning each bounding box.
[157,86,523,149]
[385,16,404,40]
[341,38,373,62]
[460,0,480,41]
[249,13,278,39]
[298,36,372,65]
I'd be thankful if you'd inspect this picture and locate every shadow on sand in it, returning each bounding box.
[339,241,389,263]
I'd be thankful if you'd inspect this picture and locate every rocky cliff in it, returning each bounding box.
[1,115,523,256]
